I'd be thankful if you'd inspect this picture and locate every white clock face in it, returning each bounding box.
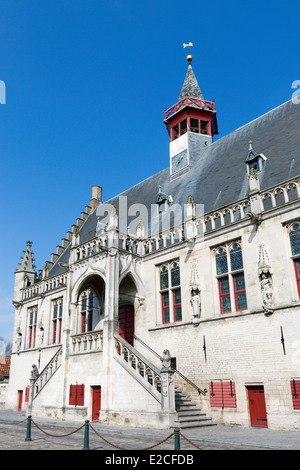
[171,150,188,174]
[170,133,187,158]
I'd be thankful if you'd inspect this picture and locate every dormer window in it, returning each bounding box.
[249,161,259,172]
[245,141,267,175]
[156,186,173,214]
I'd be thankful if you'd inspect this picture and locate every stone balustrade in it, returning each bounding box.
[33,346,63,399]
[114,334,162,402]
[71,330,103,355]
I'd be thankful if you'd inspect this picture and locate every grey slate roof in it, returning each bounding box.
[49,97,300,277]
[178,64,204,100]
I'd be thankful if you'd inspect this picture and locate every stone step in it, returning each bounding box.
[177,410,206,417]
[174,388,216,429]
[173,420,217,429]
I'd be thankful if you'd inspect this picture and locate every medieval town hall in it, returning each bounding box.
[6,54,300,431]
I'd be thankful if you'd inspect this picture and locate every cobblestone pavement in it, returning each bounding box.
[0,411,299,452]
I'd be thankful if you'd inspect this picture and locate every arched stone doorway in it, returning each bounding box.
[76,275,105,333]
[118,274,138,346]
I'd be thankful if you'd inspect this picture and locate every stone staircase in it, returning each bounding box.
[32,346,63,400]
[174,387,216,429]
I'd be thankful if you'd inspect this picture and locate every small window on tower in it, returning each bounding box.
[180,119,187,135]
[173,124,179,139]
[190,118,199,133]
[200,120,208,135]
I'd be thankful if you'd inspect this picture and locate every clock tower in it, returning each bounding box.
[164,54,218,177]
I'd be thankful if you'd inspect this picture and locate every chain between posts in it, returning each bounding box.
[89,423,176,450]
[9,416,202,450]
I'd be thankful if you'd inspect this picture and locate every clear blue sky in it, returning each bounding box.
[0,0,299,344]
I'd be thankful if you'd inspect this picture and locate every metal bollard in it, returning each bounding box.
[82,420,90,450]
[25,415,32,442]
[174,428,180,450]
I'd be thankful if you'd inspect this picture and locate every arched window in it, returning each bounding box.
[214,242,247,314]
[159,261,182,324]
[289,223,300,298]
[52,298,63,344]
[289,223,300,256]
[78,288,98,333]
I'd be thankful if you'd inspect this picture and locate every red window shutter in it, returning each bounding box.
[77,384,85,406]
[69,385,76,405]
[25,387,30,403]
[290,379,300,409]
[69,384,85,406]
[223,381,237,408]
[209,381,223,407]
[209,381,237,408]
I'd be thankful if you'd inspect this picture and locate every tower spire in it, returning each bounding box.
[16,241,36,274]
[164,49,219,176]
[178,63,204,101]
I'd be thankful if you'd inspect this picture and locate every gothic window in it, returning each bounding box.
[52,298,63,344]
[288,222,300,298]
[159,261,182,324]
[214,241,247,314]
[78,288,99,333]
[216,248,228,275]
[28,306,38,349]
[289,223,300,256]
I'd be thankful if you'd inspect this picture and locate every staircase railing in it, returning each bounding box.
[33,346,63,399]
[114,334,162,403]
[133,334,207,396]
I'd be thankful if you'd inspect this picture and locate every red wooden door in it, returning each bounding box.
[18,390,23,412]
[92,386,101,422]
[118,305,134,346]
[247,386,268,427]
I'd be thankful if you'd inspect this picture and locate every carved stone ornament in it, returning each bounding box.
[190,288,201,324]
[190,263,201,325]
[258,243,274,315]
[15,328,22,354]
[161,349,172,371]
[30,364,39,380]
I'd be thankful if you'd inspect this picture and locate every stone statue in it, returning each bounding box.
[258,243,274,315]
[161,349,172,371]
[37,322,44,348]
[190,288,201,324]
[260,273,274,315]
[31,364,39,380]
[15,329,22,354]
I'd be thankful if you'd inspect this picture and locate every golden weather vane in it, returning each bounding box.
[183,42,194,63]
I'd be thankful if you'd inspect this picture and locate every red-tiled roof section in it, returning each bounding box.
[0,356,11,377]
